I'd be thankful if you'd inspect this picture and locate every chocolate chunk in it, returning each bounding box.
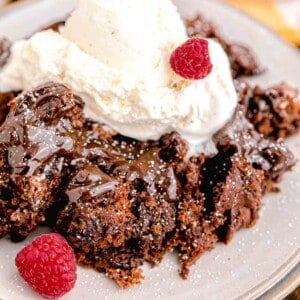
[238,82,300,138]
[214,105,295,191]
[226,43,263,78]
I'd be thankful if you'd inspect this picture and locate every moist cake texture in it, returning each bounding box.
[0,15,299,289]
[238,82,300,139]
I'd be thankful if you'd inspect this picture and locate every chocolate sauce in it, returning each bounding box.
[213,105,295,185]
[0,83,83,239]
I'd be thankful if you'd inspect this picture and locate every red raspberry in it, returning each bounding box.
[15,233,77,299]
[169,38,213,80]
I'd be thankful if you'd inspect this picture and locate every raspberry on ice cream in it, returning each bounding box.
[169,38,213,80]
[15,233,77,299]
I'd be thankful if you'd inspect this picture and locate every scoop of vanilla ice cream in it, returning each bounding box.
[0,0,238,154]
[61,0,186,86]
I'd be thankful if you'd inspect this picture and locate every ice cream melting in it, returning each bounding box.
[0,0,238,154]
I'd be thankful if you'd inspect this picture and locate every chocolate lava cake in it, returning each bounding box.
[0,16,299,288]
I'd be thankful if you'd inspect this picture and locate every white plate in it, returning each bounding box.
[0,1,299,299]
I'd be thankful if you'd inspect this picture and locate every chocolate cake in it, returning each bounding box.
[237,81,300,138]
[0,17,299,289]
[0,80,297,287]
[0,83,84,241]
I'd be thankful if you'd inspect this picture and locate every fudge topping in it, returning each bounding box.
[0,83,83,240]
[0,83,83,175]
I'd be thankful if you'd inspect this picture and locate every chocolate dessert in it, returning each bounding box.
[238,81,300,138]
[0,14,299,290]
[0,83,84,241]
[0,80,298,287]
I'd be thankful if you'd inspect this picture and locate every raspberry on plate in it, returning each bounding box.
[169,38,213,80]
[15,233,77,299]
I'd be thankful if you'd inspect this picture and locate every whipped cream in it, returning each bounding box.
[0,0,238,154]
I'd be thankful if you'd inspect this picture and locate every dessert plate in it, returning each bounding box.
[0,0,299,299]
